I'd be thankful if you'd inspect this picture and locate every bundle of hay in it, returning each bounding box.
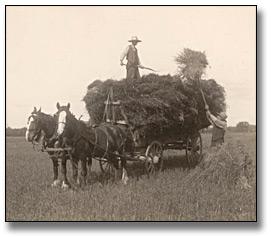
[185,139,255,191]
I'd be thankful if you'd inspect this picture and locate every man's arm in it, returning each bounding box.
[205,105,226,129]
[206,110,226,129]
[138,55,144,68]
[120,46,129,66]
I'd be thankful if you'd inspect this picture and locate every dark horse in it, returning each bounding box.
[55,103,133,186]
[25,107,69,188]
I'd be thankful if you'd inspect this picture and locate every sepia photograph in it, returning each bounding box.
[6,5,256,221]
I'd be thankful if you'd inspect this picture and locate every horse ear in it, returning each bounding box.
[34,107,37,112]
[38,107,41,113]
[67,103,70,110]
[56,102,60,110]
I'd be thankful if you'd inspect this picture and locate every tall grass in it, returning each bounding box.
[6,133,256,221]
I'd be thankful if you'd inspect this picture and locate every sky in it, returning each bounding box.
[6,6,256,128]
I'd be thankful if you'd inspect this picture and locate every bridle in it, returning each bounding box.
[54,110,67,133]
[58,121,66,125]
[26,114,44,151]
[27,115,41,134]
[27,113,51,143]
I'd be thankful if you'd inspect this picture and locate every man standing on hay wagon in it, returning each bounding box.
[205,105,227,147]
[120,36,145,79]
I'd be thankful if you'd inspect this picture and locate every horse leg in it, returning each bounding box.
[117,144,129,184]
[80,159,87,188]
[87,157,92,182]
[111,156,120,182]
[51,156,61,187]
[71,157,79,185]
[61,154,70,188]
[121,158,129,185]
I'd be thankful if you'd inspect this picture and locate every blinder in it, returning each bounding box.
[27,114,39,130]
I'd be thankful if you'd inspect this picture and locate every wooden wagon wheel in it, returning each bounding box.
[186,131,203,168]
[145,141,164,174]
[99,158,114,174]
[99,152,121,174]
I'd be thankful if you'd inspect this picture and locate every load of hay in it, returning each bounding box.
[83,49,226,140]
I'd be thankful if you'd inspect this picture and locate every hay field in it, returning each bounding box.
[6,133,256,221]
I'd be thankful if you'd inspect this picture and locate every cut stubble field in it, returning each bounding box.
[6,133,256,221]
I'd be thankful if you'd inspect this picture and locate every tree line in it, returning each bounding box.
[6,127,27,137]
[202,121,256,133]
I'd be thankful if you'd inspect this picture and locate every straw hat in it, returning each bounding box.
[128,36,142,42]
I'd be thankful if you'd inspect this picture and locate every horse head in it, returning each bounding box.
[25,107,42,142]
[55,102,74,138]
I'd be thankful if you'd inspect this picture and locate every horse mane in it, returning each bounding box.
[65,110,79,124]
[39,112,55,123]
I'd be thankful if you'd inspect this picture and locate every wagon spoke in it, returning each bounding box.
[186,132,202,169]
[150,164,155,174]
[145,141,164,175]
[146,160,153,172]
[99,159,114,174]
[104,163,110,172]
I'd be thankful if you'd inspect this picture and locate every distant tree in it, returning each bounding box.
[236,121,250,133]
[6,127,27,137]
[227,126,237,133]
[249,124,256,132]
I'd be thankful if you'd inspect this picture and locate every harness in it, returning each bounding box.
[61,121,128,159]
[91,127,109,159]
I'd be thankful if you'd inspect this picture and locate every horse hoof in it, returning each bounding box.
[51,180,61,187]
[61,181,70,189]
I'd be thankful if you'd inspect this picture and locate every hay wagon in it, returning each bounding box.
[43,89,203,176]
[98,89,203,175]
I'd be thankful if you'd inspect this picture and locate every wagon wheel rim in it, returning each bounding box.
[145,141,163,174]
[99,159,113,174]
[186,132,202,168]
[99,151,121,175]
